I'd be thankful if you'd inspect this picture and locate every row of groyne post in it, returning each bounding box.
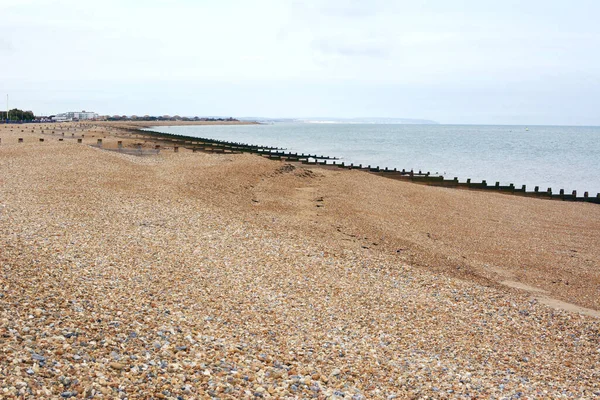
[5,123,598,205]
[132,128,600,205]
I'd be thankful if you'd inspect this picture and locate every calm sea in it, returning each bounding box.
[149,123,600,195]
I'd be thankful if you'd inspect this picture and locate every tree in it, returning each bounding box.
[1,108,35,121]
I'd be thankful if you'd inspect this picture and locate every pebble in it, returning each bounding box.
[0,122,599,398]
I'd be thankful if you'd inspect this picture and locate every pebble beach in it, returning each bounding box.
[1,122,599,399]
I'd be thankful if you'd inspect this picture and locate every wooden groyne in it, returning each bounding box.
[130,127,599,205]
[8,123,597,205]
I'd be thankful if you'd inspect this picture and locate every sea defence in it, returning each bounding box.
[100,124,600,204]
[5,122,599,203]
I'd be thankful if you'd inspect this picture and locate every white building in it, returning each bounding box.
[53,111,98,122]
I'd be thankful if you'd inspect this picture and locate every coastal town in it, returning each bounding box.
[1,109,240,123]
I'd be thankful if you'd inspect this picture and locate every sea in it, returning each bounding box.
[148,123,600,195]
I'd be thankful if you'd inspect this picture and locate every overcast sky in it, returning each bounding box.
[1,0,599,125]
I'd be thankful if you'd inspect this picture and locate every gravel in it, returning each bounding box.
[0,123,599,398]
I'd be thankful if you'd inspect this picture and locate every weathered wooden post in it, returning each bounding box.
[572,190,577,199]
[97,139,102,147]
[534,186,539,193]
[454,177,459,184]
[584,192,589,198]
[560,189,565,200]
[547,188,552,196]
[482,180,487,187]
[467,178,471,185]
[509,183,515,193]
[521,185,526,192]
[174,146,179,153]
[118,141,123,150]
[495,182,500,188]
[77,138,82,143]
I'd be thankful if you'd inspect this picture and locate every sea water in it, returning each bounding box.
[149,123,600,195]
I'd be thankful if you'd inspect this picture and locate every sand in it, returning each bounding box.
[0,122,599,399]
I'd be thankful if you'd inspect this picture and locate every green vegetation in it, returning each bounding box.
[1,109,35,121]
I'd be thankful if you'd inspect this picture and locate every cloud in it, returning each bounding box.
[311,38,389,58]
[0,38,14,53]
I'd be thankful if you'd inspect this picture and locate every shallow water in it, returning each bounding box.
[150,123,600,195]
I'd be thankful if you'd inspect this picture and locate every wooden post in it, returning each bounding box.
[174,146,179,153]
[482,180,487,186]
[467,178,471,185]
[572,190,577,198]
[521,185,526,191]
[117,141,123,149]
[495,182,500,188]
[97,139,102,147]
[547,188,552,196]
[18,138,23,143]
[560,189,564,200]
[584,192,589,198]
[77,138,82,143]
[534,186,539,192]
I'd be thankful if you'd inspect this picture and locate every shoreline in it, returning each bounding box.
[125,123,600,204]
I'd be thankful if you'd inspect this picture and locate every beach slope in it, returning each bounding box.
[0,123,599,398]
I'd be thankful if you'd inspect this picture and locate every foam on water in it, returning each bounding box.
[150,123,600,195]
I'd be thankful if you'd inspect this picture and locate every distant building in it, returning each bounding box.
[53,110,98,122]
